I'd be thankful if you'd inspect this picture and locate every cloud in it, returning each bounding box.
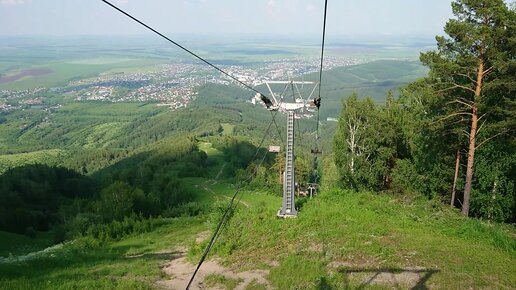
[1,0,30,5]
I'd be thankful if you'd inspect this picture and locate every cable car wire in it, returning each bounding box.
[315,0,328,141]
[101,0,273,105]
[186,112,277,289]
[271,111,286,149]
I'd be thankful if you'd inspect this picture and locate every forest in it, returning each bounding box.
[334,0,515,222]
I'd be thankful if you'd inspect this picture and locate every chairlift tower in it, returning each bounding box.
[264,80,319,218]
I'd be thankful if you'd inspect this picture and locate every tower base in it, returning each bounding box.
[277,209,298,218]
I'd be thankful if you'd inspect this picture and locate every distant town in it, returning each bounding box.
[0,57,363,113]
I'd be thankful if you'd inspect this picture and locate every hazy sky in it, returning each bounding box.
[1,0,455,38]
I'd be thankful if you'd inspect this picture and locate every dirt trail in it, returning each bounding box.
[202,185,249,208]
[158,256,270,290]
[193,178,249,208]
[157,231,270,289]
[214,163,226,181]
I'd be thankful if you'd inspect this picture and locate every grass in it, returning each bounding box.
[221,123,235,136]
[0,217,207,290]
[1,176,514,289]
[198,142,223,158]
[0,231,54,258]
[204,274,242,290]
[212,189,516,289]
[198,142,226,178]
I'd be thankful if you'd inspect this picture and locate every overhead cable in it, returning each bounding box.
[186,111,278,289]
[315,0,328,141]
[101,0,273,106]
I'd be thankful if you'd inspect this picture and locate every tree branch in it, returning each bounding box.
[482,66,494,77]
[477,112,488,122]
[435,83,476,94]
[456,72,477,84]
[447,99,474,109]
[431,111,473,124]
[476,118,488,136]
[476,129,511,149]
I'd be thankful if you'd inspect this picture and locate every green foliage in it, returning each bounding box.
[334,93,408,192]
[0,165,96,234]
[84,215,167,243]
[97,182,136,222]
[0,134,212,243]
[418,0,516,217]
[203,274,242,290]
[0,231,54,257]
[0,149,65,174]
[470,139,515,222]
[334,74,515,221]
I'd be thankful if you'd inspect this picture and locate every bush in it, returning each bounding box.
[163,202,208,218]
[85,215,166,242]
[391,159,423,194]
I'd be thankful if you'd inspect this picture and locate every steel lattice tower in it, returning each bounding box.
[264,80,319,218]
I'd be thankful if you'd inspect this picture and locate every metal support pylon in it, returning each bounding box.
[278,110,297,217]
[265,80,319,218]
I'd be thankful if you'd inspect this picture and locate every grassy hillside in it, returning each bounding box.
[1,176,514,289]
[211,189,515,289]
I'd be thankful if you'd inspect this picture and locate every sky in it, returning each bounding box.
[0,0,455,39]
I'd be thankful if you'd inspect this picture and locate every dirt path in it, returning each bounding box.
[194,178,250,208]
[158,255,270,290]
[214,163,226,181]
[157,232,269,289]
[202,185,249,208]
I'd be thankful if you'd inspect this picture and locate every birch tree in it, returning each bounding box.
[334,94,375,190]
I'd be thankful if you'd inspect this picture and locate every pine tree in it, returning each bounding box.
[420,0,515,216]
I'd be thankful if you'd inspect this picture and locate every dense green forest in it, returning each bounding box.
[334,0,515,223]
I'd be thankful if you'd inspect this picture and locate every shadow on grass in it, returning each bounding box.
[0,244,182,282]
[335,267,440,290]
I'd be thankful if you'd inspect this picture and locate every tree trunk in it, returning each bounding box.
[348,122,356,174]
[451,148,461,206]
[462,106,478,216]
[462,55,484,216]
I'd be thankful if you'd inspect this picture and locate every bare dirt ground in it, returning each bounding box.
[157,256,270,290]
[156,231,270,290]
[157,253,429,290]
